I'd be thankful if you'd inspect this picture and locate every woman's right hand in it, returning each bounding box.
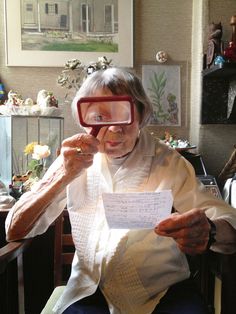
[60,133,100,181]
[6,133,99,242]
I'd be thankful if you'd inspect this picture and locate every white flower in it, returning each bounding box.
[32,145,51,160]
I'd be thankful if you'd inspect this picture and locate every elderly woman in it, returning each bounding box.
[5,68,236,314]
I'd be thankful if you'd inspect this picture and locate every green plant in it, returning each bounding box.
[148,71,170,123]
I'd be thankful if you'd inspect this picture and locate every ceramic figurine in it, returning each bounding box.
[206,22,223,67]
[6,90,24,107]
[35,89,60,116]
[0,89,61,116]
[24,98,34,106]
[214,55,225,65]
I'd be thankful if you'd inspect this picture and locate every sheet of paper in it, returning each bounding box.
[102,190,173,229]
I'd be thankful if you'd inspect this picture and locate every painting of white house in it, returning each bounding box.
[5,0,133,67]
[142,65,181,126]
[20,0,118,52]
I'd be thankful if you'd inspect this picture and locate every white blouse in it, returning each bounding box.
[6,129,236,314]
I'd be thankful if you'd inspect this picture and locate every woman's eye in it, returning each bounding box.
[94,114,103,121]
[86,113,110,123]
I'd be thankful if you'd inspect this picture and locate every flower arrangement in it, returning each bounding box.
[9,142,51,199]
[57,56,113,101]
[24,142,51,179]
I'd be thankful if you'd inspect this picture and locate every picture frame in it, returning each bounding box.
[142,64,181,126]
[4,0,133,67]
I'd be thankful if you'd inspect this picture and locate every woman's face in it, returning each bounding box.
[84,89,141,158]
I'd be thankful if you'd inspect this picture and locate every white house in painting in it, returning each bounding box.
[21,0,118,35]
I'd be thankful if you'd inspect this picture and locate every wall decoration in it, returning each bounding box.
[155,51,168,63]
[142,65,181,126]
[4,0,133,67]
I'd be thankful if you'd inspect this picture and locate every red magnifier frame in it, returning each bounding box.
[77,95,135,137]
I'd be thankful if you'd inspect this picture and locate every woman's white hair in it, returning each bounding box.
[71,67,153,128]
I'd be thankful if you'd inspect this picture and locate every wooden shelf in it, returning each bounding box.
[203,63,236,78]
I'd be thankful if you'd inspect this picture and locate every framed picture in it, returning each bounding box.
[142,65,181,126]
[4,0,133,67]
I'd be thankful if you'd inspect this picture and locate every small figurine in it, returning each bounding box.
[37,89,51,107]
[10,170,33,200]
[206,22,223,68]
[214,55,226,66]
[24,98,34,106]
[33,89,60,116]
[0,89,60,116]
[224,41,236,62]
[12,170,33,184]
[167,93,179,125]
[37,89,58,108]
[5,90,24,107]
[0,180,16,208]
[223,16,236,63]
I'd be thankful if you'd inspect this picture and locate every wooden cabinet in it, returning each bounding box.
[202,63,236,124]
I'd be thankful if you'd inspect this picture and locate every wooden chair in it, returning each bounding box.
[41,208,236,314]
[53,209,74,287]
[0,218,220,314]
[0,239,32,314]
[187,251,222,314]
[181,151,207,176]
[218,144,236,187]
[42,209,217,313]
[215,145,236,314]
[41,209,75,313]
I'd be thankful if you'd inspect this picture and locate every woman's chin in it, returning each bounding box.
[106,151,122,158]
[105,148,131,159]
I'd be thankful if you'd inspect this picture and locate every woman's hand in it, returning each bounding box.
[6,133,100,241]
[155,208,210,255]
[60,133,100,181]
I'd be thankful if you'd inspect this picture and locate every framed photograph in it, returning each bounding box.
[4,0,133,67]
[142,65,181,126]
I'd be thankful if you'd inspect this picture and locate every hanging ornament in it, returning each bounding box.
[156,51,168,63]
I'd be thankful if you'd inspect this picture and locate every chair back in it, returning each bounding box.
[218,145,236,184]
[0,239,31,314]
[53,210,75,287]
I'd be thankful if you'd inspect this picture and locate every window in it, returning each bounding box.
[45,3,58,15]
[26,4,33,12]
[105,5,112,25]
[104,5,114,33]
[81,4,91,32]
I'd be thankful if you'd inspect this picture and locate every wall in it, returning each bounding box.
[135,0,192,140]
[0,0,235,176]
[0,0,192,140]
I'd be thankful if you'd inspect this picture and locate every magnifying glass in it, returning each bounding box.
[77,95,134,137]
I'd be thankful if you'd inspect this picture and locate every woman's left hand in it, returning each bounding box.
[154,208,210,255]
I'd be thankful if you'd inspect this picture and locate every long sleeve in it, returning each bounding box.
[5,156,68,241]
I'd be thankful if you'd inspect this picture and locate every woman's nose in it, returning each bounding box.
[107,125,123,133]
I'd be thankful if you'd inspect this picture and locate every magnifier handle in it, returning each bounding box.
[89,127,100,137]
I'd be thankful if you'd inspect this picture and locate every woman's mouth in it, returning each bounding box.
[106,141,122,147]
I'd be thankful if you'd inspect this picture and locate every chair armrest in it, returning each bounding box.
[0,239,32,273]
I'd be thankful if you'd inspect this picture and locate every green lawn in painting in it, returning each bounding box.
[41,41,118,52]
